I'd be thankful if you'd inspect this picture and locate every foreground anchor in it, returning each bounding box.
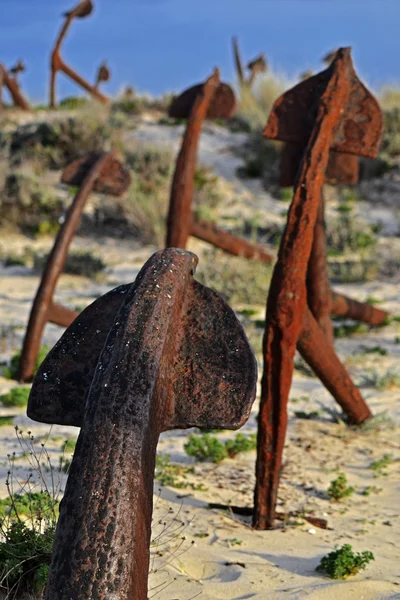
[167,68,273,263]
[18,151,131,382]
[28,248,257,599]
[254,48,382,529]
[49,0,109,108]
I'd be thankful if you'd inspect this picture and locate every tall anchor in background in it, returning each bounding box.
[49,0,109,108]
[254,48,383,530]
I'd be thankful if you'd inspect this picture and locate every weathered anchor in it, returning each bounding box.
[28,248,257,599]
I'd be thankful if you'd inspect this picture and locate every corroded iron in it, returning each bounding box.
[166,69,273,263]
[28,248,257,599]
[94,61,110,90]
[61,153,131,195]
[0,62,30,111]
[19,152,131,382]
[169,80,235,120]
[49,0,109,108]
[254,48,382,530]
[232,37,267,88]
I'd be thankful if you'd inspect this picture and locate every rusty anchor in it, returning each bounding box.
[0,61,30,111]
[94,61,111,90]
[279,143,388,335]
[253,48,383,530]
[166,68,273,263]
[18,151,131,383]
[27,248,257,599]
[49,0,109,108]
[232,37,267,89]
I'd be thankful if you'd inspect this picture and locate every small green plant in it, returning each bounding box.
[333,321,369,339]
[225,433,257,458]
[369,454,393,476]
[0,427,67,597]
[357,345,387,356]
[155,454,207,490]
[280,187,292,202]
[184,434,228,463]
[360,368,400,391]
[61,438,77,454]
[294,410,321,420]
[361,486,383,496]
[3,344,50,380]
[0,386,31,408]
[0,417,14,427]
[327,473,355,501]
[316,544,374,579]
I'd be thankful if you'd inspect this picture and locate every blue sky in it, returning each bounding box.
[1,0,399,103]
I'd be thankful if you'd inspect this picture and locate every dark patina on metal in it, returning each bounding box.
[28,248,257,599]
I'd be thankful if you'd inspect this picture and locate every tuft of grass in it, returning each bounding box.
[184,433,258,464]
[195,247,272,307]
[184,434,227,464]
[369,454,393,477]
[317,544,374,579]
[0,417,14,427]
[0,427,67,597]
[294,410,321,420]
[236,72,287,131]
[360,368,400,391]
[225,433,257,458]
[154,454,207,491]
[361,486,383,496]
[123,144,174,246]
[34,250,107,280]
[333,321,369,339]
[2,344,50,381]
[327,473,355,501]
[0,387,31,408]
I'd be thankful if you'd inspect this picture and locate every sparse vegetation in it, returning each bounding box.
[196,247,272,306]
[317,544,374,579]
[0,386,31,408]
[155,454,207,491]
[327,473,355,501]
[2,344,50,381]
[360,368,400,390]
[33,250,107,280]
[184,433,258,463]
[369,454,393,476]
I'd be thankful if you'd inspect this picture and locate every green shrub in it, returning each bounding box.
[369,454,393,476]
[3,344,50,380]
[184,434,227,463]
[58,96,89,110]
[0,386,31,408]
[317,544,374,579]
[327,473,355,501]
[225,433,257,458]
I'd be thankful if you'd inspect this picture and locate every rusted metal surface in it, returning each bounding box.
[94,61,110,89]
[191,218,273,263]
[265,56,382,157]
[168,80,235,119]
[254,48,380,531]
[231,37,267,89]
[306,194,334,343]
[280,143,359,187]
[166,71,272,263]
[331,292,389,325]
[0,62,30,111]
[18,152,129,382]
[166,69,221,248]
[298,308,372,423]
[50,0,108,108]
[28,248,257,599]
[61,153,131,195]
